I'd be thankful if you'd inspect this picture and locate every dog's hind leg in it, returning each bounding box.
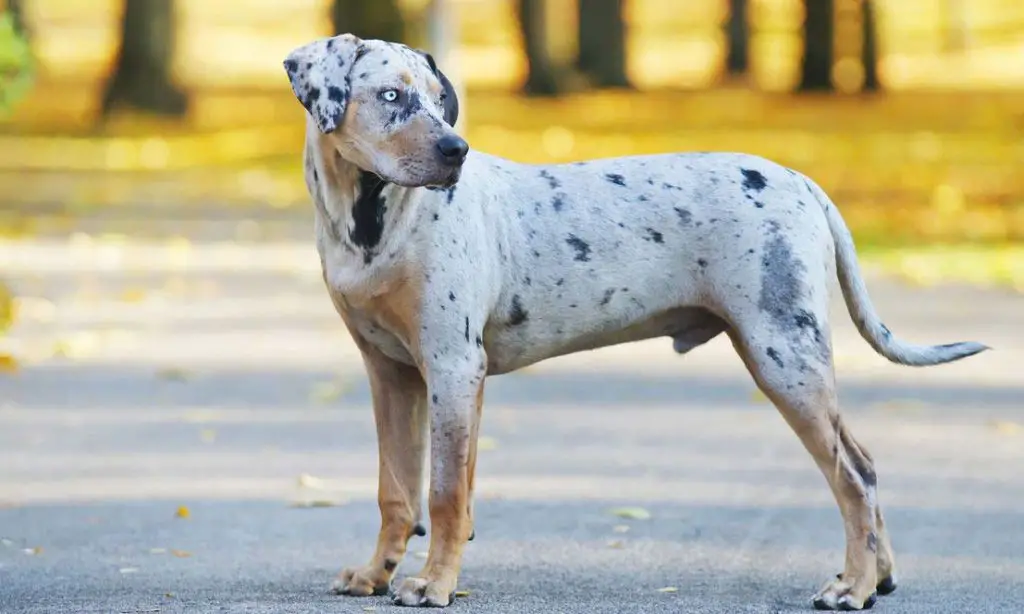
[725,308,891,610]
[332,333,429,597]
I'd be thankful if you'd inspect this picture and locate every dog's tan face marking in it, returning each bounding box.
[283,35,463,188]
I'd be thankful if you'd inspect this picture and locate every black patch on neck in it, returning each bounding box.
[349,171,388,263]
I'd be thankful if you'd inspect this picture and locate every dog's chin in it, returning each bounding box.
[384,165,462,189]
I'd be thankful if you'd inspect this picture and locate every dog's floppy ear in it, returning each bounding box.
[283,34,363,134]
[418,50,459,128]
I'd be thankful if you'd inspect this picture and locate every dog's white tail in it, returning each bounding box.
[802,176,990,366]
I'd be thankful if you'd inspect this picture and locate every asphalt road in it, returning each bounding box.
[1,220,1022,613]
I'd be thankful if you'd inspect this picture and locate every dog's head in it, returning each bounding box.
[283,34,467,188]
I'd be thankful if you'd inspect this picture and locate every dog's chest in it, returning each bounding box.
[320,247,421,367]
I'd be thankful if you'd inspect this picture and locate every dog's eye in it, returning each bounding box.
[379,89,399,103]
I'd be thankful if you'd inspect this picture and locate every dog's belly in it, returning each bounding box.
[483,306,726,375]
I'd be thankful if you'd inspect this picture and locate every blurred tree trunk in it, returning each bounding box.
[6,0,27,37]
[331,0,408,43]
[798,0,834,91]
[861,0,879,92]
[726,0,748,75]
[100,0,187,117]
[517,0,567,96]
[576,0,630,88]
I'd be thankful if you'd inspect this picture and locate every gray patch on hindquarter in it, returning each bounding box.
[757,231,831,369]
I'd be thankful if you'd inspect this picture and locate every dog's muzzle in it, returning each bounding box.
[436,134,469,168]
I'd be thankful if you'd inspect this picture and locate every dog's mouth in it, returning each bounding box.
[424,167,462,189]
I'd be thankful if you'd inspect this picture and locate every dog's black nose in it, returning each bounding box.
[436,134,469,165]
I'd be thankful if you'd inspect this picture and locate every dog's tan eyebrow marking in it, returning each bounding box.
[400,71,413,85]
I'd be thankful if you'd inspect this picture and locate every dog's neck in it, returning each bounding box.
[308,138,416,266]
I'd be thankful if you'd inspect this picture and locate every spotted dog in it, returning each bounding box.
[282,33,988,610]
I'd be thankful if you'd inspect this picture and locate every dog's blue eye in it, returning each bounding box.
[380,89,399,102]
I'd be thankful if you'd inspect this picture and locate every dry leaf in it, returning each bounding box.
[157,367,189,381]
[290,499,343,508]
[170,549,191,558]
[990,420,1021,435]
[362,608,376,613]
[657,586,678,593]
[297,473,326,489]
[119,567,140,574]
[22,546,42,555]
[606,539,626,549]
[119,287,147,303]
[608,506,651,520]
[0,353,19,373]
[148,548,166,555]
[476,436,498,451]
[309,380,348,404]
[174,506,190,519]
[454,590,471,598]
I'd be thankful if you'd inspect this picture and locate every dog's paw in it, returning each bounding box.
[391,575,458,607]
[330,565,390,597]
[812,575,877,611]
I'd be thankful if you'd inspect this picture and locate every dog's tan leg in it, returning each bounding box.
[393,366,484,607]
[727,323,883,611]
[332,338,428,597]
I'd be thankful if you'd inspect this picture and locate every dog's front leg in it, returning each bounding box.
[393,360,485,607]
[333,338,428,597]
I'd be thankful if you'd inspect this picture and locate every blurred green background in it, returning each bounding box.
[0,0,1022,294]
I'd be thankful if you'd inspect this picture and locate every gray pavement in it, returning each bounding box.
[1,217,1022,613]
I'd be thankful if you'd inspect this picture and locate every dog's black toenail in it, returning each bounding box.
[813,597,833,610]
[468,529,475,541]
[413,523,427,537]
[876,576,897,595]
[864,592,877,609]
[372,585,390,596]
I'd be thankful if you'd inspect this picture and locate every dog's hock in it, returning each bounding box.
[283,34,363,134]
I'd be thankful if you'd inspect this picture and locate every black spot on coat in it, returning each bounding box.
[565,235,591,262]
[349,172,388,262]
[644,228,664,244]
[605,173,626,186]
[741,168,768,192]
[508,295,529,325]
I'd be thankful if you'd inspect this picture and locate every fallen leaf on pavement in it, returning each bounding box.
[174,506,190,519]
[119,567,140,574]
[607,539,626,549]
[297,473,326,489]
[170,549,191,558]
[989,420,1021,435]
[119,287,148,303]
[608,506,651,520]
[290,499,344,508]
[476,436,498,451]
[157,367,189,381]
[22,546,42,555]
[309,380,349,404]
[148,548,166,555]
[657,586,678,593]
[454,590,471,598]
[0,353,19,373]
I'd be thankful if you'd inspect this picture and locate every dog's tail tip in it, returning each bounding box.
[891,340,991,367]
